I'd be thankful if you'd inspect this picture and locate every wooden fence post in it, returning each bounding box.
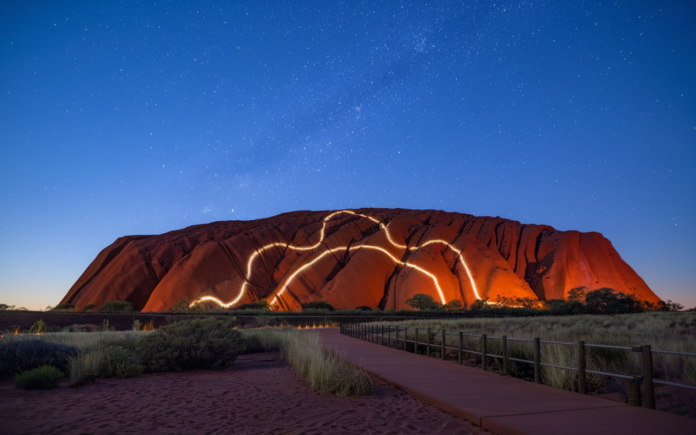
[427,329,431,357]
[627,377,642,406]
[481,334,487,371]
[415,328,419,354]
[502,335,508,375]
[642,345,655,409]
[404,328,408,351]
[534,337,541,384]
[441,330,446,360]
[458,332,463,365]
[381,325,384,346]
[577,341,586,394]
[388,326,391,347]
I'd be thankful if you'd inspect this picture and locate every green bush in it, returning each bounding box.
[14,365,64,389]
[138,318,245,372]
[99,301,133,312]
[584,288,643,314]
[235,300,271,310]
[0,340,78,377]
[405,294,440,310]
[354,305,373,311]
[82,304,96,313]
[104,346,143,378]
[168,298,205,314]
[304,301,335,311]
[69,339,144,386]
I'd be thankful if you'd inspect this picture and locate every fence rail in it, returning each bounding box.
[339,322,696,409]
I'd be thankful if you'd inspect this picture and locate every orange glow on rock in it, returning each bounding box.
[189,209,480,310]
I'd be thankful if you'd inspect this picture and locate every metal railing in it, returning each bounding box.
[339,322,696,410]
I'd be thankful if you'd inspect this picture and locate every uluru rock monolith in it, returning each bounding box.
[60,208,661,312]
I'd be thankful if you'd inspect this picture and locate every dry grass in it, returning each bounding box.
[283,331,372,397]
[373,312,696,391]
[69,349,107,386]
[1,331,149,349]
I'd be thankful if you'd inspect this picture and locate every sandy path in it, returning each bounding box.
[0,352,487,434]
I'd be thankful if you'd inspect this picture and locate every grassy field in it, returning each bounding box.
[370,312,696,392]
[0,325,371,396]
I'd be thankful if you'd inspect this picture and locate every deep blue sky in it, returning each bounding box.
[1,1,694,310]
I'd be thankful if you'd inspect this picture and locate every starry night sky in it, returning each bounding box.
[1,1,695,310]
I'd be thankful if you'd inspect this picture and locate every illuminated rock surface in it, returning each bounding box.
[60,209,660,312]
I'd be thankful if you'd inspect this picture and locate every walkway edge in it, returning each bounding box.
[321,328,696,435]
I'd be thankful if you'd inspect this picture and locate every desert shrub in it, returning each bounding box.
[82,304,96,312]
[168,298,205,314]
[99,301,133,312]
[547,299,585,316]
[14,365,64,390]
[651,300,684,312]
[69,339,144,386]
[405,294,440,310]
[0,340,78,377]
[354,305,373,311]
[138,318,244,372]
[304,301,335,311]
[584,288,643,314]
[444,300,463,310]
[283,331,371,397]
[103,346,143,378]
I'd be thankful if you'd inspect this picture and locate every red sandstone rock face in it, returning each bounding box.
[61,209,661,312]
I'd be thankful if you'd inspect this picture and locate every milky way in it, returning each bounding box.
[1,1,694,309]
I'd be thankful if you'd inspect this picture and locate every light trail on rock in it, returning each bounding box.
[189,210,480,310]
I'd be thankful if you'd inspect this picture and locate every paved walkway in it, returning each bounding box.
[318,328,696,435]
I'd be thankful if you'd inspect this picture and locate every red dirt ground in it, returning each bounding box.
[0,352,488,435]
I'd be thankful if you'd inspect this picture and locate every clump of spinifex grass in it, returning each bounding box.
[283,331,372,397]
[239,328,288,354]
[374,311,696,392]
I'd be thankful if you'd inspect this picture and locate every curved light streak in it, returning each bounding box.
[189,210,481,310]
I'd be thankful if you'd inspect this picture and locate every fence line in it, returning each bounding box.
[339,322,696,409]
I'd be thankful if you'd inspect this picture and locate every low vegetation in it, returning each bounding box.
[14,365,64,389]
[373,311,696,392]
[51,304,76,312]
[303,301,336,311]
[138,318,244,372]
[1,318,369,397]
[98,301,133,312]
[283,331,372,397]
[239,328,287,354]
[0,339,78,377]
